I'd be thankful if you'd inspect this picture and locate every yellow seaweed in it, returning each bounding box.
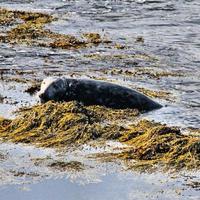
[0,101,199,171]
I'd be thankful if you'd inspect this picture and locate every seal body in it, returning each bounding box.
[38,77,162,112]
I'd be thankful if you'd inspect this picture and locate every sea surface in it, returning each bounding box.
[0,0,200,199]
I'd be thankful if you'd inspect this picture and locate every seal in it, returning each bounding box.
[37,77,162,112]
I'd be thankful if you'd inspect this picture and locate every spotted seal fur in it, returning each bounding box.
[37,77,162,112]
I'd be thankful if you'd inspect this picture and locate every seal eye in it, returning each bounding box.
[53,84,59,90]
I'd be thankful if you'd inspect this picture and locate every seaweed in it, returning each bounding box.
[24,83,41,95]
[48,161,84,172]
[0,94,4,103]
[106,68,183,79]
[82,33,111,44]
[0,8,111,49]
[136,87,173,102]
[0,101,199,171]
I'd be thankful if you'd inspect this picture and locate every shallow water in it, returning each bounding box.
[0,142,199,200]
[0,0,200,199]
[0,0,200,128]
[1,172,200,200]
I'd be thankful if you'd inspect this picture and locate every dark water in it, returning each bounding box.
[0,1,200,199]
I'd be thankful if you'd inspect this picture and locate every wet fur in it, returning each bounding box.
[38,77,162,112]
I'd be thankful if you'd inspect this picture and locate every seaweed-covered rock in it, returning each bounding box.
[0,101,199,170]
[0,101,138,147]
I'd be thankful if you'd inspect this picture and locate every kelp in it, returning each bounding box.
[105,68,183,79]
[0,101,199,170]
[84,53,157,62]
[117,120,200,170]
[82,33,111,44]
[0,101,138,147]
[136,87,173,102]
[0,8,110,49]
[48,161,84,172]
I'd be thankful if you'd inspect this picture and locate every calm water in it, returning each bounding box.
[0,142,199,200]
[0,1,200,199]
[0,0,200,127]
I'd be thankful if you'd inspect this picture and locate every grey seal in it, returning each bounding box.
[37,77,162,112]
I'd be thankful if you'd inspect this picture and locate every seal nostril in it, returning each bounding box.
[39,93,44,98]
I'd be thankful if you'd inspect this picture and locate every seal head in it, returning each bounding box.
[38,77,67,103]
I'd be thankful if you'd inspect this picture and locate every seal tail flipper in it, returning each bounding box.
[137,93,163,112]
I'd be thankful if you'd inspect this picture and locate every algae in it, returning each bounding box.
[0,101,138,147]
[0,8,20,25]
[82,32,111,44]
[119,121,200,170]
[48,161,84,172]
[24,82,41,95]
[135,36,144,43]
[11,170,40,178]
[136,87,173,102]
[114,43,126,49]
[84,53,157,62]
[49,36,86,49]
[0,8,111,49]
[0,94,4,103]
[0,101,199,171]
[106,68,182,79]
[185,181,200,190]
